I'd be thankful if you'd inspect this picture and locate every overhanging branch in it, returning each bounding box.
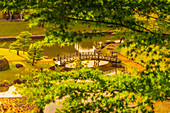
[68,17,168,35]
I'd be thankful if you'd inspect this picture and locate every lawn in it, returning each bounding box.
[0,48,61,84]
[0,22,46,37]
[0,22,110,37]
[0,62,54,84]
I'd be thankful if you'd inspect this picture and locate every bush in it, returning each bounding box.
[117,60,122,63]
[53,57,56,61]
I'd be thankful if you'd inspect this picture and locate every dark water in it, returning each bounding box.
[0,34,115,58]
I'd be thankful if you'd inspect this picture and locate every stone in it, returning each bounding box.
[106,31,113,34]
[16,64,23,68]
[121,66,125,71]
[14,79,22,84]
[43,56,49,59]
[38,68,43,71]
[7,83,13,86]
[104,40,115,45]
[0,58,10,71]
[0,84,4,87]
[22,79,27,83]
[112,63,117,67]
[49,66,55,70]
[117,64,123,68]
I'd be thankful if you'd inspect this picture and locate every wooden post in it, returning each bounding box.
[92,52,93,59]
[60,57,62,65]
[76,50,78,56]
[67,56,68,62]
[9,12,12,21]
[57,54,59,61]
[86,53,87,59]
[116,55,117,66]
[69,53,71,62]
[79,53,81,60]
[20,13,23,20]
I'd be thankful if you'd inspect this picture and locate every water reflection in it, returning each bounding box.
[0,34,115,58]
[75,43,95,52]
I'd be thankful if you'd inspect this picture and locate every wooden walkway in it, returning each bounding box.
[54,52,117,66]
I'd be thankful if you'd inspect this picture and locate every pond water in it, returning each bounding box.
[0,34,116,58]
[0,34,119,92]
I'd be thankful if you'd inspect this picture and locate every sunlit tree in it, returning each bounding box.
[2,0,170,112]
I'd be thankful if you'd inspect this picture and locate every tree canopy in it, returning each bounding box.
[1,0,170,45]
[1,0,170,112]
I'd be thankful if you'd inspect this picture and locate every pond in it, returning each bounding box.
[0,34,119,92]
[0,34,116,58]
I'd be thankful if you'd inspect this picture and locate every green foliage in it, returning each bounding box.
[15,66,169,112]
[9,40,22,55]
[0,42,6,47]
[27,43,43,66]
[16,31,32,53]
[2,0,169,45]
[9,31,32,55]
[2,0,170,112]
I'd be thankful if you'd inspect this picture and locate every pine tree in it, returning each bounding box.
[9,41,22,55]
[9,31,32,55]
[16,31,32,53]
[27,43,43,66]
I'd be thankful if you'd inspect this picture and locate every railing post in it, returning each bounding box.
[60,57,62,65]
[70,53,71,62]
[57,54,59,61]
[76,50,78,56]
[67,56,68,62]
[111,51,114,57]
[79,53,81,60]
[116,55,118,66]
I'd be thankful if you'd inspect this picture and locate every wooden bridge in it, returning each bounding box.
[54,51,118,66]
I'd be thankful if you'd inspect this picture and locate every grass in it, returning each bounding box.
[0,22,110,37]
[0,48,61,84]
[0,22,46,37]
[0,61,55,83]
[0,48,26,61]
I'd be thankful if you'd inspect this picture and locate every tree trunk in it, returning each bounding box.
[39,108,44,113]
[32,59,35,66]
[17,50,19,55]
[32,51,36,66]
[120,38,122,43]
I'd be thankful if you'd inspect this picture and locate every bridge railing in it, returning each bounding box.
[54,52,117,66]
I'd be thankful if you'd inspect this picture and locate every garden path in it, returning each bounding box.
[106,44,144,72]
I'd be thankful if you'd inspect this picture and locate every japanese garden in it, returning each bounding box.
[0,0,169,113]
